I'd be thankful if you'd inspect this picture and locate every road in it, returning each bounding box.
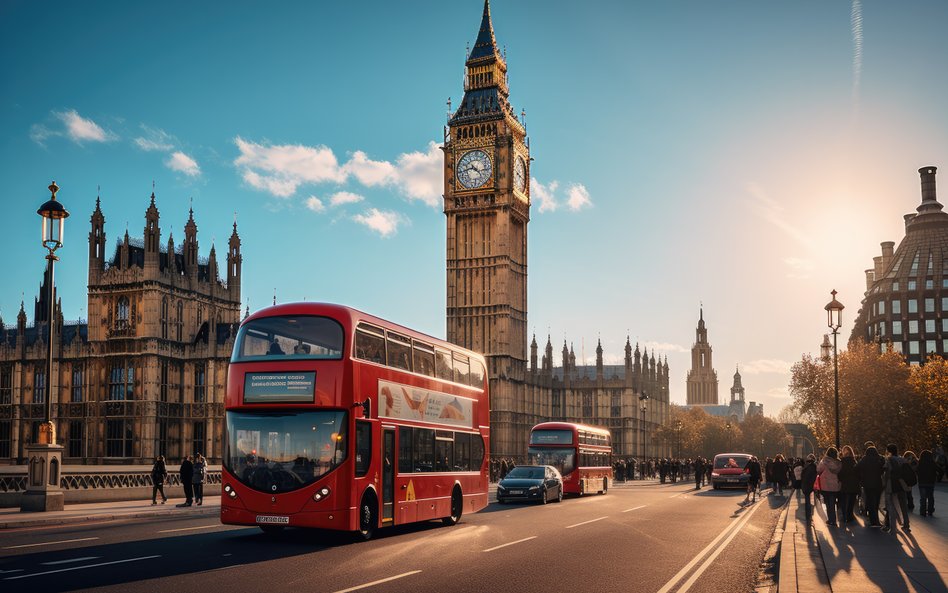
[0,481,785,593]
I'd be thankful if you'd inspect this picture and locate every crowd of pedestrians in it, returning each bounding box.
[146,452,209,508]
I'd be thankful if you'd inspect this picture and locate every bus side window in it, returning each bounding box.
[412,341,436,378]
[455,432,471,471]
[435,349,453,382]
[469,359,485,388]
[413,428,434,472]
[355,329,385,364]
[398,427,413,473]
[387,333,412,371]
[471,433,485,471]
[454,354,470,385]
[355,421,371,477]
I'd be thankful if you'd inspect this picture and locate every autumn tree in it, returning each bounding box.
[909,355,948,448]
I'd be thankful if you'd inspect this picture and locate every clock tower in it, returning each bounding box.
[444,0,531,455]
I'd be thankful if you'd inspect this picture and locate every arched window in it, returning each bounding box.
[176,301,183,342]
[117,297,130,325]
[160,298,169,340]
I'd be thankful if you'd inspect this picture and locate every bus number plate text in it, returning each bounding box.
[256,515,290,525]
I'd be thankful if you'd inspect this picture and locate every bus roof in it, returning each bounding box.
[242,302,487,365]
[531,421,611,436]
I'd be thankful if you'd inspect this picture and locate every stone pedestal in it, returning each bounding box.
[20,443,65,512]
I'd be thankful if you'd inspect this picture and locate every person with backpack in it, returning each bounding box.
[917,450,937,517]
[903,451,919,513]
[882,443,911,534]
[800,454,818,525]
[856,444,885,527]
[839,445,861,523]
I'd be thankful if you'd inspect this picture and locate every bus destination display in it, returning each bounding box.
[244,372,316,403]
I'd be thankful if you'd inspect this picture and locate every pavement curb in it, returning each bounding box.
[775,494,795,593]
[0,506,219,530]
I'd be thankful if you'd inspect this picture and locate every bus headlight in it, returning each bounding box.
[313,486,331,502]
[224,484,237,499]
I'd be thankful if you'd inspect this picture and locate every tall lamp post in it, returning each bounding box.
[639,393,649,459]
[825,290,844,450]
[22,182,69,512]
[761,437,765,458]
[675,419,682,459]
[725,421,732,451]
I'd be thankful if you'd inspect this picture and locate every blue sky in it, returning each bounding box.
[2,1,948,415]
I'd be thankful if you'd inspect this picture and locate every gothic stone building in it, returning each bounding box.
[0,193,242,464]
[444,1,670,460]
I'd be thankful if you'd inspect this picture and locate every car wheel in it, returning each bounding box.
[556,486,564,503]
[540,487,548,504]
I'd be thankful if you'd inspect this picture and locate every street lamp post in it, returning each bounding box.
[825,289,844,450]
[22,182,69,512]
[639,393,649,460]
[761,437,765,458]
[725,421,732,451]
[675,419,682,459]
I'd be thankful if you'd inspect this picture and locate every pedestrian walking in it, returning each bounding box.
[192,453,207,506]
[817,447,842,527]
[694,457,704,489]
[792,459,803,492]
[917,449,937,517]
[772,454,789,497]
[151,455,168,505]
[743,456,762,504]
[177,455,194,507]
[800,454,818,525]
[903,450,919,513]
[856,444,884,526]
[882,443,910,534]
[839,445,860,523]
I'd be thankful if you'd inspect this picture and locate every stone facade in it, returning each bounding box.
[0,193,242,464]
[851,166,948,364]
[444,1,670,460]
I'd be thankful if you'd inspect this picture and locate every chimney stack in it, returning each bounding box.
[880,241,895,272]
[920,166,937,204]
[865,269,875,292]
[873,256,883,279]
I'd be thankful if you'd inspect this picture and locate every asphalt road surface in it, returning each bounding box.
[0,481,785,593]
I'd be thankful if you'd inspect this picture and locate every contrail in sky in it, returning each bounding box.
[851,0,863,116]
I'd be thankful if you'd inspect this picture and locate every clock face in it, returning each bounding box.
[514,156,526,193]
[456,150,492,189]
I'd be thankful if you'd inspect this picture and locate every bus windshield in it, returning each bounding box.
[232,316,344,362]
[527,446,576,476]
[224,410,347,494]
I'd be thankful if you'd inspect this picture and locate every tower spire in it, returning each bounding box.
[470,0,499,61]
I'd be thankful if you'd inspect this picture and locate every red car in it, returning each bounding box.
[711,453,751,489]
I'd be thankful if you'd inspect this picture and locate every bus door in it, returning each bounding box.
[382,427,395,523]
[395,427,418,524]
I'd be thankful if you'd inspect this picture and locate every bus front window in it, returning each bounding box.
[527,446,576,476]
[232,316,344,362]
[224,411,347,494]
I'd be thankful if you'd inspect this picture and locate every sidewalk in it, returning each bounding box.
[778,485,948,593]
[0,496,220,530]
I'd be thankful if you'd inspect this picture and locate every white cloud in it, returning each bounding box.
[566,183,593,211]
[531,178,559,212]
[353,208,405,238]
[134,125,175,152]
[234,137,346,197]
[344,150,398,186]
[166,151,201,177]
[746,182,813,247]
[305,196,325,213]
[243,170,299,197]
[56,109,114,143]
[393,141,443,207]
[329,191,365,207]
[741,359,793,375]
[29,124,54,145]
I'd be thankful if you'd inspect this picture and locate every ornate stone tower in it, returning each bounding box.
[728,365,746,421]
[686,307,719,406]
[444,0,531,456]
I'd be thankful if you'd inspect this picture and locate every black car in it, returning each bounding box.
[496,465,563,504]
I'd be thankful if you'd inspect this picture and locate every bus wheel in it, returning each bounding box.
[259,525,285,536]
[356,492,378,541]
[443,487,463,525]
[600,477,608,495]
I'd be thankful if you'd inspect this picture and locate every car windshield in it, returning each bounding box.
[714,455,750,469]
[506,466,545,480]
[232,315,344,362]
[224,410,347,493]
[527,447,576,476]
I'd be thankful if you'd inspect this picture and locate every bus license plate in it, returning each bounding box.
[256,515,290,525]
[509,490,523,495]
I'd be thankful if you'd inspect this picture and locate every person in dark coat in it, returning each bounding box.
[177,455,194,507]
[151,455,168,505]
[856,445,885,526]
[192,453,207,505]
[744,456,762,504]
[772,454,789,497]
[800,454,818,525]
[917,450,938,517]
[839,445,860,523]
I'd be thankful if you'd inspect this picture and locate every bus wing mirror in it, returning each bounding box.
[358,398,371,418]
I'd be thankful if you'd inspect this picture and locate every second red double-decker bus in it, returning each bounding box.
[527,422,613,495]
[220,303,490,539]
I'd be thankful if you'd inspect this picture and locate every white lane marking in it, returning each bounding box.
[3,555,161,581]
[0,570,24,575]
[565,516,608,529]
[675,501,765,593]
[2,537,99,550]
[622,505,647,513]
[483,536,537,552]
[655,501,761,593]
[41,557,100,566]
[157,524,222,533]
[332,570,422,593]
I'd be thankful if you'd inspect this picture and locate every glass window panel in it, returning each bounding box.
[412,342,436,377]
[386,333,412,371]
[413,428,434,472]
[926,320,935,333]
[453,353,470,385]
[355,421,371,477]
[909,320,919,334]
[893,342,903,353]
[892,320,902,335]
[909,299,918,313]
[354,328,385,364]
[892,300,901,314]
[398,427,413,473]
[908,280,917,290]
[909,341,920,355]
[926,340,936,355]
[926,298,935,312]
[878,300,886,315]
[233,315,345,362]
[435,349,453,382]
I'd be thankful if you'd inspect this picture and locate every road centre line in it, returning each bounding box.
[41,557,100,566]
[3,537,99,550]
[483,536,537,552]
[565,516,608,529]
[332,570,422,593]
[655,500,761,593]
[157,524,223,533]
[3,555,161,581]
[674,500,765,593]
[622,505,647,513]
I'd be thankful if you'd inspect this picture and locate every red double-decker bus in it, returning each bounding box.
[220,303,490,539]
[527,422,613,495]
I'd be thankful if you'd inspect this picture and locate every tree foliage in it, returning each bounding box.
[909,355,948,448]
[654,405,792,459]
